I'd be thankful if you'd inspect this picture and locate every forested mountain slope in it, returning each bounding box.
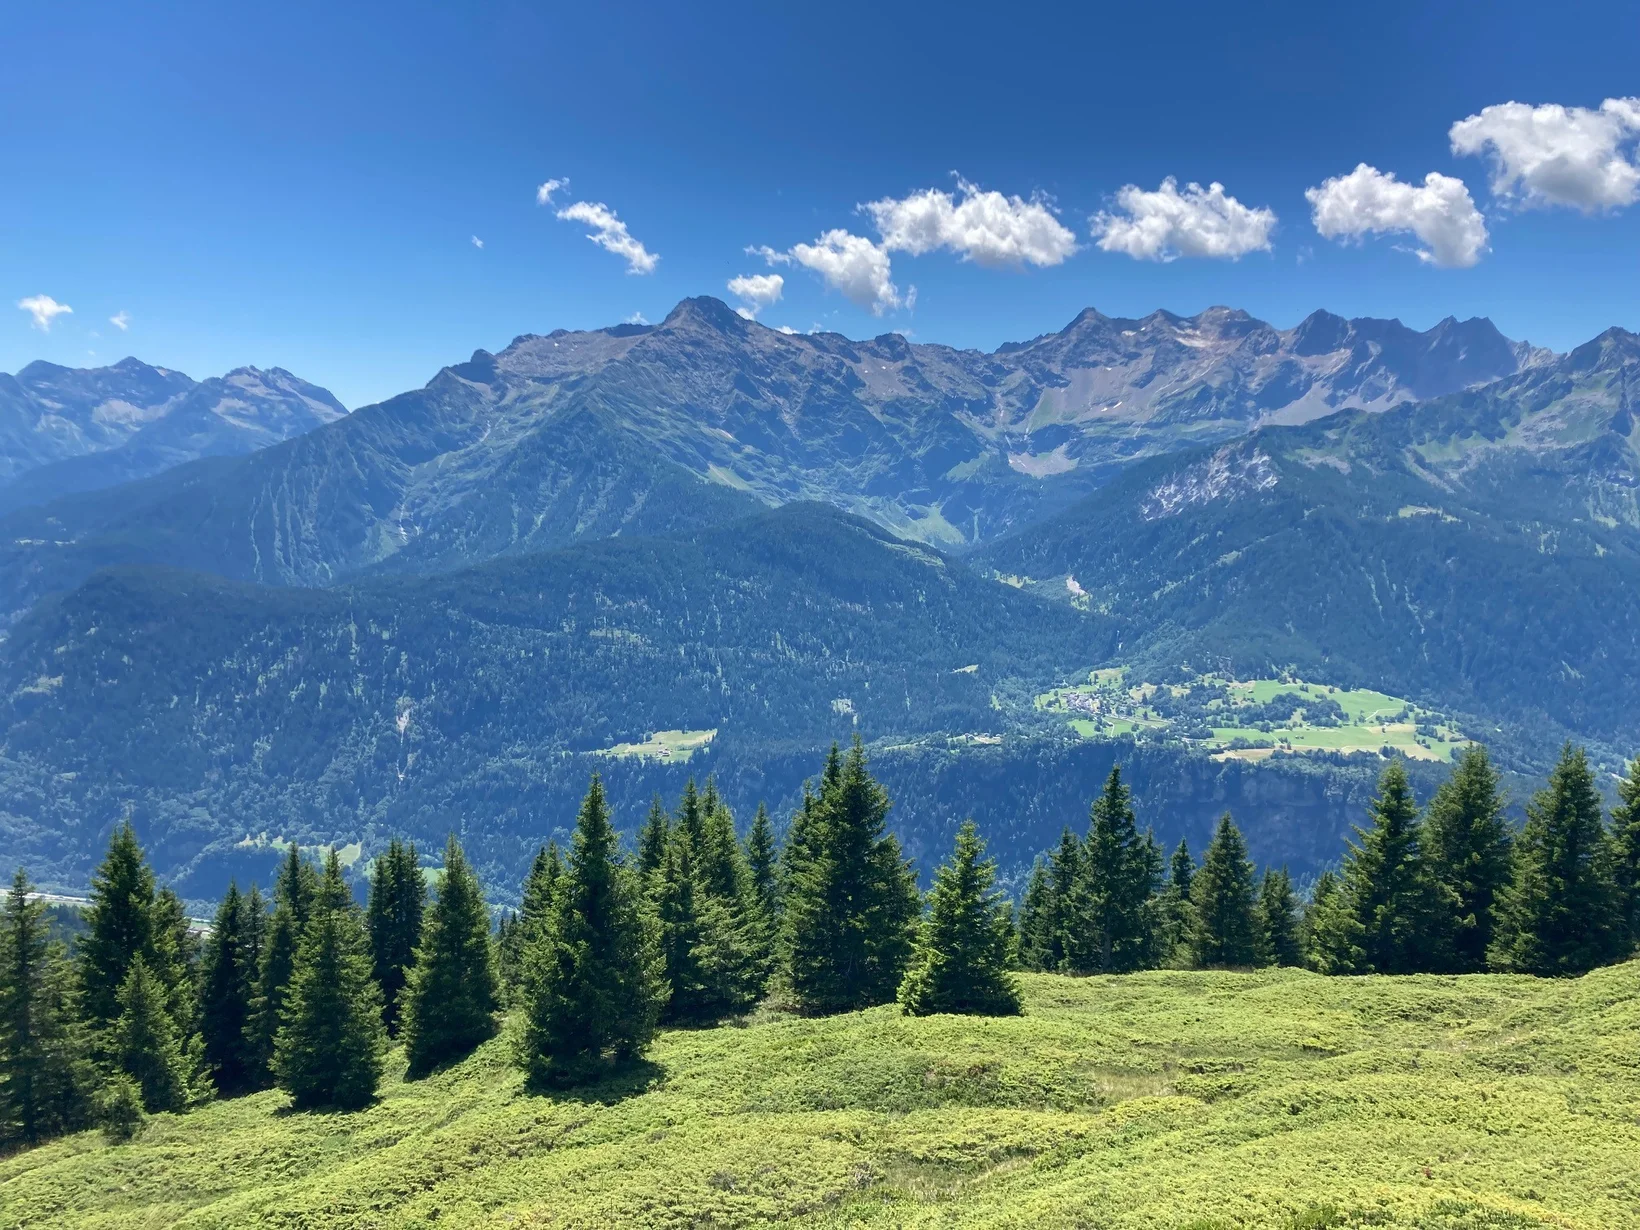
[979,328,1640,752]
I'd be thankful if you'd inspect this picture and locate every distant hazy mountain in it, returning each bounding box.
[978,326,1640,749]
[0,358,346,515]
[0,299,1544,624]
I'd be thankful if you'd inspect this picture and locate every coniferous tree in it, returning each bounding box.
[1190,814,1261,968]
[0,868,92,1145]
[637,797,671,881]
[746,802,780,928]
[1490,744,1621,975]
[1026,828,1081,971]
[1158,839,1197,967]
[898,822,1021,1017]
[651,836,709,1022]
[1609,756,1640,956]
[246,845,317,1086]
[780,739,920,1015]
[1069,767,1156,974]
[1257,867,1303,968]
[519,776,664,1086]
[401,835,499,1076]
[199,883,260,1096]
[1314,761,1443,974]
[1302,869,1342,970]
[502,844,560,991]
[150,887,200,1031]
[274,850,385,1110]
[366,839,425,1036]
[77,821,158,1033]
[1016,857,1051,971]
[1423,745,1512,972]
[110,955,192,1114]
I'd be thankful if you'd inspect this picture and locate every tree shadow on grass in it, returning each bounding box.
[522,1057,667,1106]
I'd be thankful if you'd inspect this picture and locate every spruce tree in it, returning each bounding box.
[780,739,920,1015]
[1190,814,1261,968]
[519,776,664,1086]
[1490,744,1621,975]
[1069,767,1156,974]
[1027,828,1081,972]
[502,844,560,991]
[366,839,425,1036]
[274,850,385,1111]
[401,835,499,1076]
[1158,839,1197,967]
[746,802,780,929]
[150,887,200,1031]
[898,822,1021,1017]
[199,883,259,1096]
[110,955,192,1114]
[246,847,317,1086]
[1258,867,1303,968]
[651,836,708,1021]
[1016,857,1051,971]
[1317,761,1443,974]
[77,821,158,1033]
[0,868,92,1145]
[637,797,672,881]
[1423,745,1512,972]
[1610,756,1640,956]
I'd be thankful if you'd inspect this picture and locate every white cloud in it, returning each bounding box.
[1091,178,1276,261]
[1450,97,1640,212]
[1305,164,1488,268]
[109,311,130,331]
[624,311,649,325]
[727,272,784,318]
[471,235,484,249]
[785,229,900,314]
[554,200,659,274]
[535,177,567,206]
[862,176,1077,267]
[18,295,72,331]
[776,325,798,335]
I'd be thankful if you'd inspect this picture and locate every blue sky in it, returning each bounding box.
[5,0,1640,408]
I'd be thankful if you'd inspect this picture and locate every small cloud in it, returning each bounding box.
[776,325,798,335]
[536,177,568,206]
[18,295,72,331]
[862,174,1078,268]
[109,310,130,331]
[1450,97,1640,212]
[625,311,649,325]
[553,199,659,274]
[1091,178,1277,261]
[471,235,484,249]
[1305,164,1488,268]
[775,229,900,314]
[727,272,784,318]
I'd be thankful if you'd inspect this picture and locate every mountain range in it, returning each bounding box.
[1,298,1634,901]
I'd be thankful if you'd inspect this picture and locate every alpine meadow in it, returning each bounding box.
[5,4,1640,1227]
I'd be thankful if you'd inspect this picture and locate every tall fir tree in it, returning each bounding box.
[780,738,920,1015]
[1026,828,1082,972]
[1314,761,1444,974]
[110,955,192,1114]
[246,844,319,1086]
[77,821,158,1033]
[1069,767,1156,974]
[1158,839,1197,968]
[401,835,500,1076]
[745,802,781,931]
[150,887,200,1032]
[637,797,672,881]
[1190,814,1261,968]
[0,868,92,1146]
[366,839,425,1037]
[199,883,260,1096]
[1610,756,1640,956]
[651,836,709,1022]
[898,822,1021,1017]
[502,844,561,991]
[274,849,386,1111]
[1490,744,1622,975]
[1423,745,1513,972]
[519,776,665,1087]
[1016,857,1051,971]
[1302,869,1342,970]
[1257,867,1303,968]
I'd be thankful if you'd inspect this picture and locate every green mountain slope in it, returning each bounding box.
[978,328,1640,757]
[3,964,1634,1227]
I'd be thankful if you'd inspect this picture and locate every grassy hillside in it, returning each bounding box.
[4,965,1636,1228]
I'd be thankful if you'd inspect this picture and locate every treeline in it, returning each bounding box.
[4,738,1637,1153]
[1019,744,1640,978]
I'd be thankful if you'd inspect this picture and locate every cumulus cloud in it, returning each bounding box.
[625,311,649,325]
[1450,97,1640,212]
[18,295,72,331]
[727,272,784,318]
[862,176,1077,267]
[1305,164,1488,268]
[786,229,900,314]
[1091,178,1276,260]
[535,177,567,205]
[554,200,659,274]
[109,310,130,331]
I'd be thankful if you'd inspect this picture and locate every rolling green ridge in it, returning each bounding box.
[3,964,1635,1228]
